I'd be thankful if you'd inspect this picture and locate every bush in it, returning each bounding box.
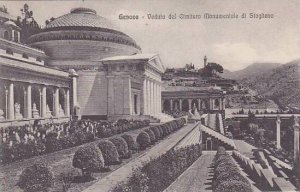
[110,137,130,159]
[150,126,161,140]
[214,179,252,192]
[98,140,120,166]
[72,144,105,178]
[121,134,139,152]
[136,131,151,150]
[145,129,156,143]
[18,163,54,192]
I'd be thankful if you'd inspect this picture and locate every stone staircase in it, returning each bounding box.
[201,124,236,150]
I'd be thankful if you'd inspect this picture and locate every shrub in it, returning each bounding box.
[121,134,139,152]
[150,126,161,140]
[136,131,151,150]
[214,179,252,192]
[72,144,104,178]
[157,126,164,138]
[45,132,61,153]
[110,137,130,159]
[145,129,156,143]
[98,140,120,166]
[18,163,54,192]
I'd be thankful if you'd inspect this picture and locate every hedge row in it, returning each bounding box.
[136,118,186,149]
[213,147,253,192]
[16,118,187,192]
[0,119,149,164]
[113,144,202,192]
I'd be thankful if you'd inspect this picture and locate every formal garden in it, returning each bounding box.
[0,118,187,192]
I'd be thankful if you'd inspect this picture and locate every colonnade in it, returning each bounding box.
[143,77,161,115]
[3,81,70,120]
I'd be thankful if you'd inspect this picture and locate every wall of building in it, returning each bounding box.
[77,71,107,117]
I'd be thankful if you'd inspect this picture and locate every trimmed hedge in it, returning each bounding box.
[98,140,120,166]
[150,126,161,140]
[18,163,54,192]
[121,134,139,152]
[136,131,151,150]
[213,147,253,192]
[109,137,130,159]
[113,144,202,192]
[72,144,105,178]
[145,129,156,143]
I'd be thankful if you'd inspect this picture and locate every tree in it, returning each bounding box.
[202,62,224,77]
[16,4,41,43]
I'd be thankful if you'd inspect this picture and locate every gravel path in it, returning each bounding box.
[164,151,216,192]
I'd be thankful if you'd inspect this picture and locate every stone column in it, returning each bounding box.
[11,29,14,41]
[107,76,115,115]
[188,99,192,111]
[65,89,70,116]
[276,116,281,149]
[179,99,182,111]
[155,82,158,114]
[170,99,173,111]
[293,117,300,178]
[5,88,8,119]
[143,78,147,115]
[8,82,14,120]
[41,86,47,118]
[147,78,151,115]
[54,87,59,117]
[198,99,201,111]
[150,80,154,115]
[69,69,78,114]
[26,84,32,118]
[158,83,161,113]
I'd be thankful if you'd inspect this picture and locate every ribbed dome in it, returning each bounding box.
[45,7,118,30]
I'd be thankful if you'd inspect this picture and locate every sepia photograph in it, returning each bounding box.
[0,0,299,191]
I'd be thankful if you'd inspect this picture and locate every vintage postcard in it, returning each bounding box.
[0,0,299,191]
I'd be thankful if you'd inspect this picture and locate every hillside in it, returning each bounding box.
[240,59,300,108]
[222,62,281,80]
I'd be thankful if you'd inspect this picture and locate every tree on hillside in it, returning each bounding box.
[15,4,41,43]
[201,62,224,77]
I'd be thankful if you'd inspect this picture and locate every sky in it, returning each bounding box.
[2,0,300,71]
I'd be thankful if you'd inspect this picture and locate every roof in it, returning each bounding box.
[101,53,157,61]
[45,7,118,31]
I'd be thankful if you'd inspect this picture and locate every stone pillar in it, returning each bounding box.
[41,86,47,118]
[26,85,32,118]
[8,82,14,120]
[143,78,147,115]
[179,99,182,111]
[170,99,173,111]
[276,116,281,149]
[69,69,78,115]
[155,82,158,114]
[54,87,59,117]
[158,83,161,113]
[147,78,151,115]
[198,99,201,111]
[123,76,132,115]
[151,80,154,114]
[11,29,14,41]
[5,88,8,119]
[188,99,192,111]
[107,76,115,115]
[65,89,70,116]
[294,117,300,178]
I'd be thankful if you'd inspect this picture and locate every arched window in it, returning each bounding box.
[6,48,13,55]
[4,31,9,40]
[22,53,28,59]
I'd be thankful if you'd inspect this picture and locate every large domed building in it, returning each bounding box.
[28,7,166,120]
[28,8,141,69]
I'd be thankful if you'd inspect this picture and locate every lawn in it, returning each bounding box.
[0,125,153,192]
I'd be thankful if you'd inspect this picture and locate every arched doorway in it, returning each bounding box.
[163,100,171,112]
[182,99,189,112]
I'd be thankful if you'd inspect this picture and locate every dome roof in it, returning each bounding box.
[45,7,118,31]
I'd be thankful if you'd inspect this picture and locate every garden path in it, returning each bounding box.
[82,123,199,192]
[164,151,216,192]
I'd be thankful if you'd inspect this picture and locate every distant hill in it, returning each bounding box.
[222,62,281,80]
[240,59,300,108]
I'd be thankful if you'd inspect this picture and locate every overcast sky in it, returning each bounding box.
[2,0,300,71]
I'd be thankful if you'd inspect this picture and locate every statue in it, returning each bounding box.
[188,109,195,119]
[46,104,52,117]
[14,103,23,119]
[32,103,39,118]
[59,104,65,116]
